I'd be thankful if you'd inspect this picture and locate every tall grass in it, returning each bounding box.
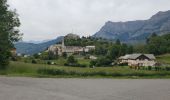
[37,67,170,77]
[3,61,170,78]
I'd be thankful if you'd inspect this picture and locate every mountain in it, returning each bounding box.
[94,10,170,42]
[24,39,51,44]
[15,36,64,55]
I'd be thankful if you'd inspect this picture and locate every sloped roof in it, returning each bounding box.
[119,54,131,59]
[119,54,156,60]
[144,54,156,59]
[128,54,142,59]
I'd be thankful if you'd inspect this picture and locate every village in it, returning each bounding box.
[10,33,162,71]
[2,0,170,100]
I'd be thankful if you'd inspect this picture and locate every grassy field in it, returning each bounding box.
[157,54,170,64]
[20,56,91,66]
[0,61,170,78]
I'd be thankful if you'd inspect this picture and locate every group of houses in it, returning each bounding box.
[47,39,95,56]
[118,54,156,67]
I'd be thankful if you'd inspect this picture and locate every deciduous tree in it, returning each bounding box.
[0,0,21,68]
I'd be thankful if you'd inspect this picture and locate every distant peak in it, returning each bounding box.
[151,10,170,19]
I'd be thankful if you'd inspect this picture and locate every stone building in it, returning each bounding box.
[47,39,95,56]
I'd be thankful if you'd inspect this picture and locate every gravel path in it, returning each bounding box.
[0,77,170,100]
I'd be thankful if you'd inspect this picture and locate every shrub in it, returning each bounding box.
[67,55,77,64]
[64,63,69,66]
[95,57,112,67]
[47,61,51,65]
[37,68,66,75]
[77,64,87,68]
[84,55,90,59]
[148,66,152,70]
[33,54,40,59]
[64,63,87,68]
[0,51,10,70]
[165,67,170,71]
[118,63,128,66]
[32,59,37,64]
[62,52,67,59]
[11,57,18,61]
[155,66,161,71]
[89,60,97,67]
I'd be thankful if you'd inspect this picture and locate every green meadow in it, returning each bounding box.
[0,54,169,78]
[0,62,168,78]
[157,54,170,64]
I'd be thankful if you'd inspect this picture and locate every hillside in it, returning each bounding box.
[157,54,170,64]
[94,10,170,42]
[15,36,63,55]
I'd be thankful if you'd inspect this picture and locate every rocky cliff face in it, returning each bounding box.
[94,10,170,42]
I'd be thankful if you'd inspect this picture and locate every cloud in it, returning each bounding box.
[8,0,170,41]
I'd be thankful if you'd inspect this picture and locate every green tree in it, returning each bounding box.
[67,55,77,65]
[146,33,170,55]
[62,52,67,59]
[89,60,97,67]
[33,54,40,59]
[0,0,21,69]
[95,57,112,67]
[115,39,121,45]
[119,44,127,56]
[127,45,134,54]
[107,45,120,60]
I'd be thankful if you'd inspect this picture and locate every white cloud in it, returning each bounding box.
[8,0,170,41]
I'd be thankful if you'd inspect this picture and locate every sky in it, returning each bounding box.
[8,0,170,41]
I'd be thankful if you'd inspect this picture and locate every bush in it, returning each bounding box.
[89,60,97,67]
[165,67,170,71]
[77,64,87,68]
[0,51,10,70]
[64,63,69,66]
[47,61,51,65]
[11,57,18,61]
[64,63,87,68]
[84,55,90,59]
[118,63,128,66]
[148,66,152,70]
[67,55,77,64]
[33,54,40,59]
[65,55,86,67]
[155,66,161,71]
[62,52,67,59]
[37,68,66,75]
[32,59,37,64]
[95,57,112,67]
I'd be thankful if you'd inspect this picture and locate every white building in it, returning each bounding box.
[89,55,97,60]
[118,54,156,67]
[84,46,95,52]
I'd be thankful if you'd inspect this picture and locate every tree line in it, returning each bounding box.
[133,33,170,55]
